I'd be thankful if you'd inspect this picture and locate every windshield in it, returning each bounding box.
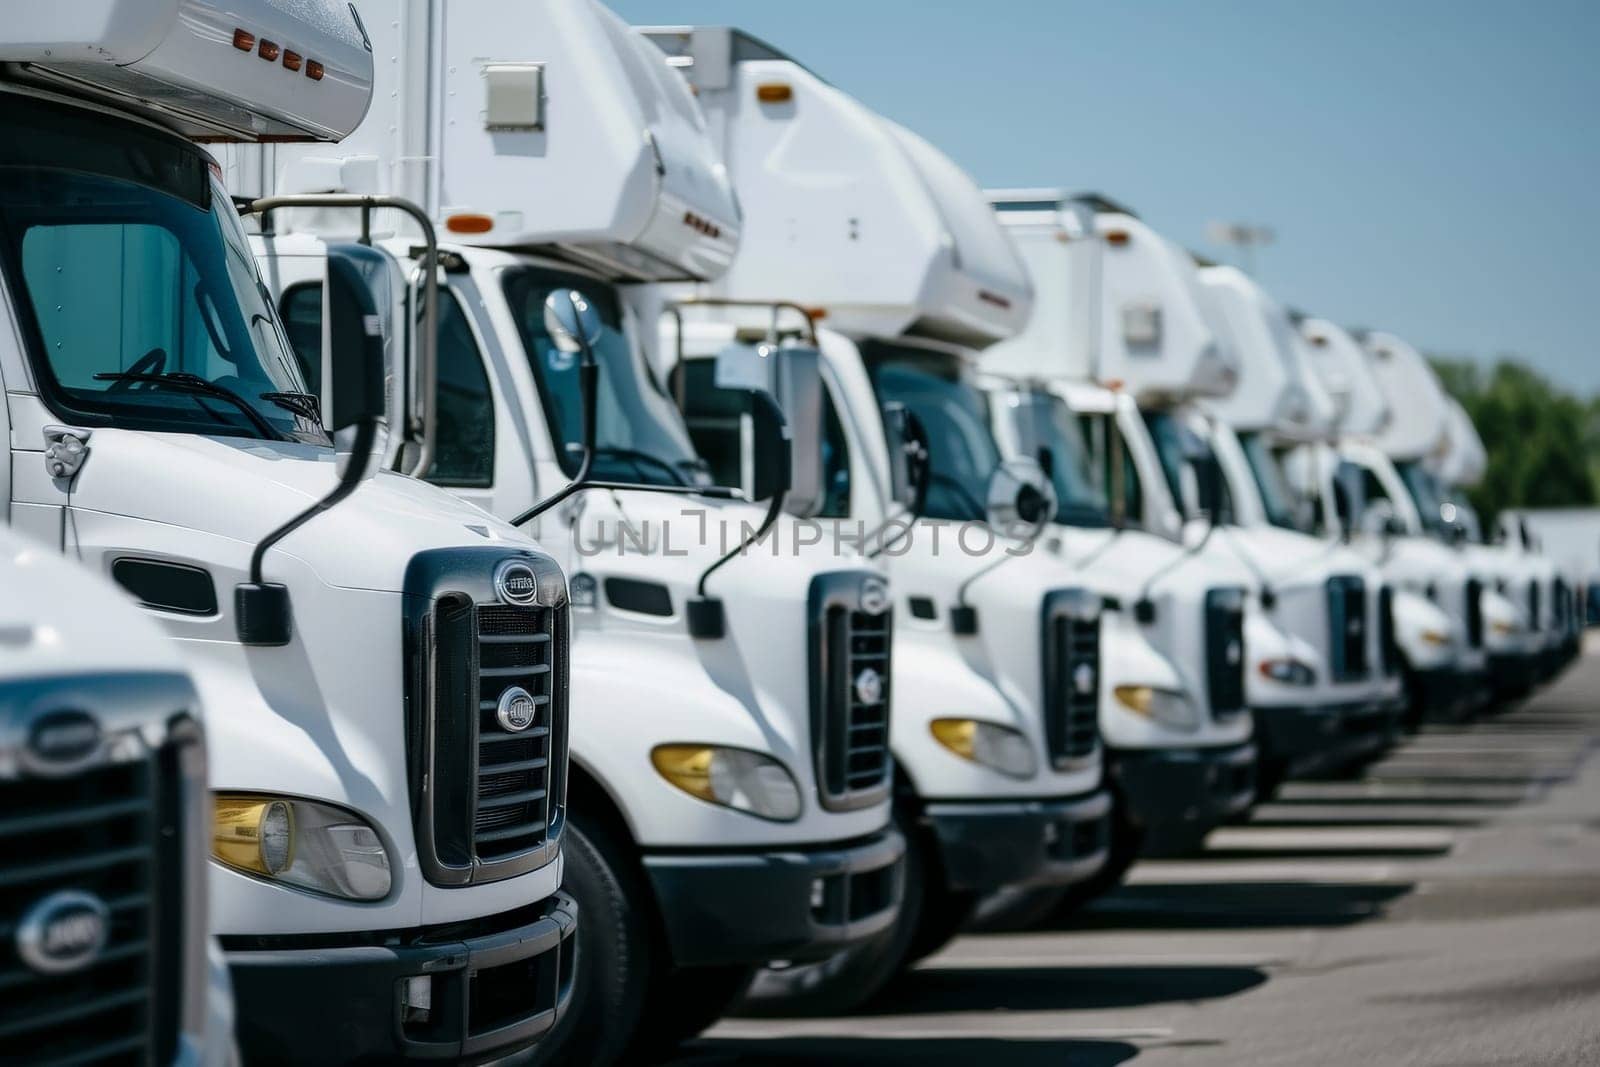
[1003,390,1110,527]
[503,267,705,487]
[1396,459,1450,536]
[863,341,999,522]
[1238,430,1305,531]
[0,95,318,442]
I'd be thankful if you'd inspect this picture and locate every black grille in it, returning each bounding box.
[1527,581,1541,633]
[474,605,556,861]
[0,749,178,1065]
[809,575,892,812]
[1041,590,1101,765]
[1378,585,1401,676]
[1464,578,1484,648]
[1326,575,1368,683]
[1205,588,1247,715]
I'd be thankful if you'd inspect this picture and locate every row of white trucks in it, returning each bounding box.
[0,2,1580,1064]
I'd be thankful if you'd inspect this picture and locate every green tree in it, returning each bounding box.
[1429,356,1597,526]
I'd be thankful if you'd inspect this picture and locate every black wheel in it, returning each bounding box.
[902,885,976,966]
[736,807,938,1016]
[528,819,651,1067]
[626,963,755,1056]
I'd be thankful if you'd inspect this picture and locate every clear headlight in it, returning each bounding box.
[651,745,803,822]
[1114,685,1201,732]
[1257,658,1316,686]
[929,719,1037,779]
[213,795,391,901]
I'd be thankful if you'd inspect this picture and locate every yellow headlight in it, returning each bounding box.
[650,745,717,803]
[928,719,978,759]
[928,718,1036,778]
[1421,629,1451,647]
[213,796,295,876]
[1114,685,1154,714]
[1491,619,1515,636]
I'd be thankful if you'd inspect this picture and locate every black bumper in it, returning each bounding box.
[923,790,1112,893]
[643,828,905,968]
[1254,697,1403,774]
[1489,650,1541,697]
[225,892,577,1065]
[1110,742,1256,836]
[1412,665,1490,721]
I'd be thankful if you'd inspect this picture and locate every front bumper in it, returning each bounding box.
[224,893,577,1064]
[1489,650,1541,697]
[1412,664,1491,721]
[643,828,905,968]
[923,789,1112,893]
[1253,697,1403,774]
[1110,742,1256,836]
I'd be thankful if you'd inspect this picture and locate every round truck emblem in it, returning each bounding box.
[27,709,102,771]
[1225,639,1242,666]
[494,560,539,606]
[858,578,891,616]
[1072,663,1097,696]
[853,667,885,706]
[16,890,109,976]
[496,687,539,733]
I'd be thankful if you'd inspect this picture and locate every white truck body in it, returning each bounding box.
[0,527,236,1065]
[0,4,577,1061]
[642,26,1114,945]
[230,7,905,1056]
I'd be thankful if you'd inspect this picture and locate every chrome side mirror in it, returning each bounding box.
[987,457,1057,540]
[543,289,604,354]
[714,340,825,516]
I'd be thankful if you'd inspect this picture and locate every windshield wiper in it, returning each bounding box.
[261,390,323,424]
[569,444,690,486]
[93,372,286,441]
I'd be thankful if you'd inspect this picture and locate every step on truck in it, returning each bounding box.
[0,527,237,1065]
[226,3,904,1061]
[643,25,1116,1006]
[0,4,577,1062]
[1291,318,1479,724]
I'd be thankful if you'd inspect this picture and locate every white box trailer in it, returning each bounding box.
[0,3,578,1062]
[643,25,1118,998]
[232,4,907,1062]
[0,526,236,1064]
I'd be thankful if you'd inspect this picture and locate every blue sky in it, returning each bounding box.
[614,0,1599,393]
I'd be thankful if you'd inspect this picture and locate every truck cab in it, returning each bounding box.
[0,5,575,1062]
[641,25,1114,1005]
[0,526,235,1065]
[229,3,903,1061]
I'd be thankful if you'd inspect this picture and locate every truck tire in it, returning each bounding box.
[528,820,650,1067]
[736,808,936,1016]
[625,964,755,1055]
[1049,811,1143,917]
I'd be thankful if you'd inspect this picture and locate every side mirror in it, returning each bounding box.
[883,402,930,513]
[1189,454,1224,522]
[543,289,604,355]
[325,244,389,436]
[986,457,1057,540]
[714,341,824,516]
[236,243,387,648]
[748,391,792,503]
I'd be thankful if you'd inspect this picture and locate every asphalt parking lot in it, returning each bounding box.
[664,644,1600,1066]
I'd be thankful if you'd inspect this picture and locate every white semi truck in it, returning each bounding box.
[1295,320,1490,722]
[988,192,1391,799]
[0,527,236,1064]
[0,5,577,1062]
[229,3,904,1061]
[642,26,1118,1004]
[1190,265,1405,784]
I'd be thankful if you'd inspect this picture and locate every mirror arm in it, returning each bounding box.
[696,485,784,601]
[249,417,380,586]
[247,194,438,478]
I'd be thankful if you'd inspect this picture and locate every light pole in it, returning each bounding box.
[1207,221,1275,277]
